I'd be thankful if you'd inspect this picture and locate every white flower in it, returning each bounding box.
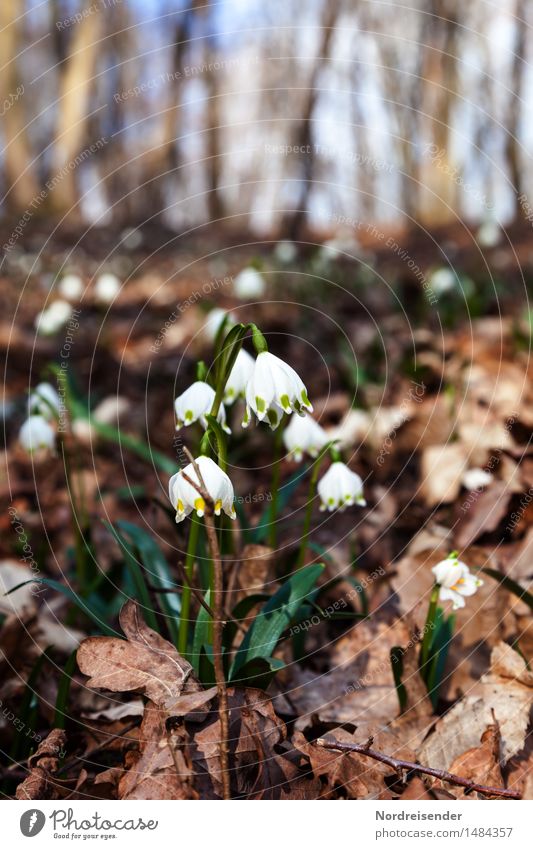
[274,240,297,263]
[233,267,266,299]
[318,462,366,511]
[462,468,493,491]
[174,381,230,433]
[19,415,55,453]
[168,455,236,522]
[35,300,72,335]
[432,556,483,610]
[94,272,121,303]
[224,349,255,404]
[202,308,234,341]
[283,413,328,462]
[243,351,312,428]
[429,267,456,295]
[477,219,501,248]
[29,382,61,420]
[58,273,83,300]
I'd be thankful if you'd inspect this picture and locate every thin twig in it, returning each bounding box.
[315,737,521,799]
[182,450,231,800]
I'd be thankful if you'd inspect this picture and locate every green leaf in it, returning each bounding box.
[192,589,214,681]
[54,651,77,729]
[230,563,324,680]
[7,579,119,636]
[252,465,310,543]
[480,567,533,611]
[390,646,407,712]
[232,656,285,689]
[103,522,160,634]
[114,520,182,646]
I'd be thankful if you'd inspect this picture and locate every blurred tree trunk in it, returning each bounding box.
[417,1,460,225]
[0,1,39,211]
[283,0,341,241]
[507,0,526,218]
[51,10,102,214]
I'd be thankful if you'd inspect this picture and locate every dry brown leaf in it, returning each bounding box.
[279,618,410,730]
[77,600,204,712]
[444,724,503,799]
[420,443,467,506]
[15,729,66,800]
[418,642,533,771]
[454,481,512,549]
[118,701,198,800]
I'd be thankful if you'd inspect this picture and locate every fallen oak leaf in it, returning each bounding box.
[15,729,66,800]
[77,600,205,713]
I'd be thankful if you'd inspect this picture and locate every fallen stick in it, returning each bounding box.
[315,737,521,799]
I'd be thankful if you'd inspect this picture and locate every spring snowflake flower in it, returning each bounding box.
[429,267,456,295]
[19,415,55,453]
[318,462,366,511]
[35,300,72,336]
[462,468,493,491]
[28,382,61,420]
[233,267,266,299]
[283,413,328,461]
[94,272,121,303]
[168,455,236,522]
[224,349,255,404]
[432,556,483,610]
[243,351,312,428]
[174,381,230,433]
[58,273,83,300]
[202,308,235,341]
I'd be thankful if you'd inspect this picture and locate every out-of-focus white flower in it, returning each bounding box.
[35,300,72,336]
[283,413,328,461]
[274,240,297,263]
[432,556,483,610]
[326,409,371,450]
[201,307,234,341]
[58,273,83,301]
[19,415,55,453]
[94,272,121,303]
[462,468,493,491]
[224,349,255,404]
[174,381,230,433]
[477,219,501,248]
[429,267,456,295]
[168,455,236,522]
[29,382,61,420]
[318,462,366,511]
[243,351,312,428]
[233,267,266,299]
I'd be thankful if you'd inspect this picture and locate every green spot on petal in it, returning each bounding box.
[255,396,266,413]
[185,410,194,422]
[267,408,278,427]
[301,389,311,407]
[280,393,290,410]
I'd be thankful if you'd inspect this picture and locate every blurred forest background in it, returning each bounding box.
[1,0,531,238]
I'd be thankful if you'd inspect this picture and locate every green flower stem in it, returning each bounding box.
[420,583,440,670]
[268,417,286,548]
[178,515,201,656]
[297,450,328,568]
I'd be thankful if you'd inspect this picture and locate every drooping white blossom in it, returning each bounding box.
[243,351,312,428]
[35,300,72,336]
[168,455,236,522]
[224,349,255,404]
[58,273,84,301]
[233,267,266,299]
[462,468,493,491]
[432,556,483,610]
[28,383,61,420]
[201,308,234,341]
[174,381,230,433]
[19,415,55,453]
[94,272,121,303]
[317,462,366,511]
[283,413,328,461]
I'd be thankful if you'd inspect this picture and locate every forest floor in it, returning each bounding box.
[1,220,532,800]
